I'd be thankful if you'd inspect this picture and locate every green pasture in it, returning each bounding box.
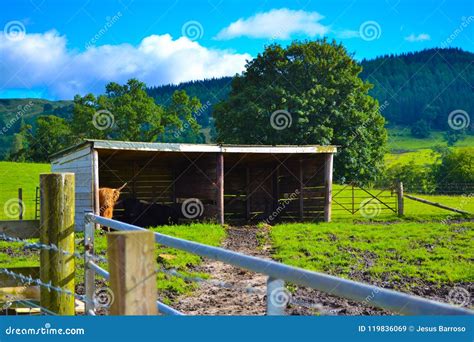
[0,161,50,220]
[387,127,474,151]
[269,221,474,286]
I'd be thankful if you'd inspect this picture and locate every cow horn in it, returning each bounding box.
[117,182,128,191]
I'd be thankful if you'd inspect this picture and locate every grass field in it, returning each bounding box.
[385,148,438,168]
[269,221,474,286]
[387,127,474,151]
[0,161,50,220]
[386,127,473,169]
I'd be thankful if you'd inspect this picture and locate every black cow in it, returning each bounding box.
[121,197,182,227]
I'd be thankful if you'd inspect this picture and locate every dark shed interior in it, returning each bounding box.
[96,146,334,224]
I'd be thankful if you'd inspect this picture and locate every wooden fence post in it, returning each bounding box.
[107,230,157,315]
[18,188,23,220]
[40,173,75,315]
[397,182,404,217]
[323,153,333,222]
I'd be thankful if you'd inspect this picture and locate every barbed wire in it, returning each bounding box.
[0,232,110,315]
[0,268,88,302]
[0,233,108,264]
[2,295,57,316]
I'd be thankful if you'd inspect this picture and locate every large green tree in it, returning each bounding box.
[214,40,387,183]
[9,116,73,162]
[72,79,201,142]
[434,147,474,189]
[9,79,202,162]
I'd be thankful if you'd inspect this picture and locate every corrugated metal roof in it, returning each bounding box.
[50,139,337,160]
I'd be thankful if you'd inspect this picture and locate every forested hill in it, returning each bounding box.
[360,48,474,129]
[146,48,474,131]
[147,77,233,128]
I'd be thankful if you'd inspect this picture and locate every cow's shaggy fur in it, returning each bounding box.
[98,183,127,219]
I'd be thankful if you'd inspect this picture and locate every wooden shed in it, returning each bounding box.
[50,140,337,230]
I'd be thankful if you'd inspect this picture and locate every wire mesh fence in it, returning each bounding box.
[405,183,474,195]
[0,185,40,221]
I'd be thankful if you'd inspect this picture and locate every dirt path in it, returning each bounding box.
[174,226,270,315]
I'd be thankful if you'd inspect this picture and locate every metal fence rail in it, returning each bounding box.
[85,213,473,316]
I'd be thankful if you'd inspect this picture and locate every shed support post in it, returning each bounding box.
[397,182,404,216]
[323,153,333,222]
[92,150,100,216]
[216,152,224,225]
[107,230,158,315]
[40,173,75,315]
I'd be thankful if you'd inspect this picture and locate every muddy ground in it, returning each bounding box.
[173,225,472,316]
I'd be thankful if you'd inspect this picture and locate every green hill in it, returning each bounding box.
[0,99,72,158]
[360,48,474,130]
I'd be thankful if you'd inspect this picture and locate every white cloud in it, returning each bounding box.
[404,33,431,42]
[215,8,329,40]
[0,30,250,99]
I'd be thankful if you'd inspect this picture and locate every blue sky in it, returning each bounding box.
[1,0,473,99]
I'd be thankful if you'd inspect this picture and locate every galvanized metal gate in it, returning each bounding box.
[332,183,397,216]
